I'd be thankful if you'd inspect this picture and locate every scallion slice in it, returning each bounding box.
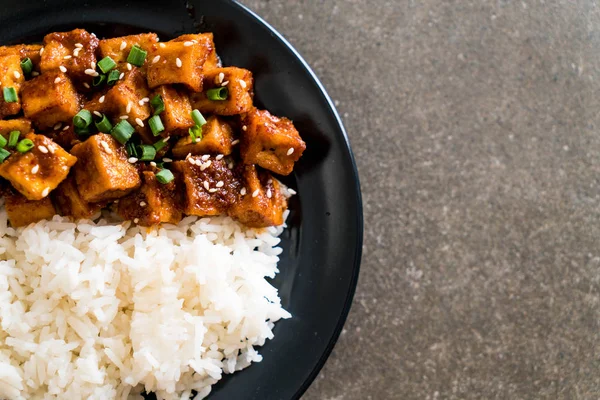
[126,141,139,158]
[97,56,116,73]
[150,94,164,115]
[16,138,34,153]
[127,45,147,67]
[111,120,135,144]
[148,115,164,136]
[107,70,120,85]
[153,138,168,151]
[20,58,33,76]
[156,169,174,184]
[95,114,113,133]
[0,148,9,162]
[191,109,207,126]
[189,125,202,143]
[8,131,20,147]
[3,87,17,103]
[93,74,106,87]
[206,87,228,101]
[0,135,7,148]
[139,144,156,161]
[73,109,92,129]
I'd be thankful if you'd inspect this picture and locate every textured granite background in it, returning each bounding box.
[241,1,600,399]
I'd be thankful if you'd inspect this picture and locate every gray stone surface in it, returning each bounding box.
[241,1,600,399]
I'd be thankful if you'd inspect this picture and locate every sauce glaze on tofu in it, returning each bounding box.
[0,29,306,228]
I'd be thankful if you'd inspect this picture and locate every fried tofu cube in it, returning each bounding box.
[5,190,56,227]
[190,67,254,116]
[172,157,238,216]
[228,165,287,228]
[40,29,99,81]
[0,44,43,69]
[0,54,25,118]
[153,85,194,135]
[104,69,151,126]
[240,109,306,176]
[21,71,81,129]
[98,33,158,64]
[0,133,77,200]
[117,171,182,226]
[172,116,235,158]
[70,133,141,202]
[0,119,32,139]
[52,174,103,219]
[146,40,211,91]
[172,33,220,70]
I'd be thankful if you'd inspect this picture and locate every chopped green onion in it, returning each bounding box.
[127,45,147,67]
[150,94,164,115]
[153,138,168,152]
[126,141,139,158]
[139,144,156,161]
[3,87,17,103]
[93,73,106,87]
[16,138,34,153]
[20,58,33,76]
[8,131,20,147]
[156,169,174,184]
[73,109,92,129]
[191,109,207,126]
[97,56,116,73]
[189,125,202,143]
[107,70,120,85]
[0,148,9,162]
[155,161,165,169]
[74,126,91,136]
[148,115,164,136]
[206,87,228,101]
[95,114,113,133]
[111,120,135,144]
[0,135,7,148]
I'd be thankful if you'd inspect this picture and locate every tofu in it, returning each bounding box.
[21,71,81,129]
[0,54,25,118]
[172,33,220,71]
[146,40,211,91]
[0,133,77,200]
[0,44,43,70]
[172,156,238,216]
[52,174,103,219]
[117,170,182,225]
[5,190,56,227]
[40,29,99,82]
[98,33,158,64]
[0,119,32,139]
[104,69,151,127]
[240,109,306,176]
[190,67,254,116]
[70,133,141,202]
[228,165,287,228]
[172,116,235,158]
[153,85,194,135]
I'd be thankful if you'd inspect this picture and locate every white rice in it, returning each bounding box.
[0,200,291,400]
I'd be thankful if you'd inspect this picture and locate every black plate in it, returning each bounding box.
[0,1,363,399]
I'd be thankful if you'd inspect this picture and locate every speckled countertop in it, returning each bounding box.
[242,1,600,399]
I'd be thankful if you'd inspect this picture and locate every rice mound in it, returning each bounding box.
[0,200,291,400]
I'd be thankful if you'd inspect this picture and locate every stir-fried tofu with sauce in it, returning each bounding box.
[0,29,305,228]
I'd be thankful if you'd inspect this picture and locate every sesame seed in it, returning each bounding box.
[139,201,146,207]
[135,118,144,127]
[120,115,129,120]
[53,123,62,130]
[188,157,196,165]
[39,48,44,55]
[242,126,247,131]
[201,154,210,161]
[126,101,132,113]
[93,111,102,117]
[119,72,124,79]
[183,41,193,47]
[163,158,172,162]
[54,77,61,84]
[231,139,240,145]
[228,162,234,169]
[37,145,48,154]
[13,71,20,79]
[74,43,83,48]
[120,41,127,51]
[152,55,160,64]
[209,188,218,193]
[128,157,138,163]
[239,80,247,89]
[205,160,212,168]
[62,125,70,131]
[83,82,90,89]
[59,66,67,73]
[42,187,50,197]
[216,154,224,160]
[287,148,295,156]
[288,188,297,195]
[176,58,182,68]
[240,187,247,196]
[159,43,166,48]
[31,165,39,174]
[163,136,171,143]
[268,178,272,184]
[203,181,210,190]
[91,61,96,69]
[138,100,145,106]
[85,69,99,76]
[100,141,113,154]
[150,161,157,167]
[252,189,260,198]
[48,145,55,154]
[217,72,225,83]
[99,96,105,103]
[31,71,39,77]
[64,55,72,60]
[133,218,139,224]
[141,97,150,103]
[127,63,132,71]
[221,81,229,87]
[267,188,272,198]
[216,181,224,188]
